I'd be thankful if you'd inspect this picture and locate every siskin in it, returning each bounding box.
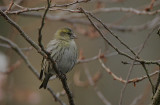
[39,28,78,89]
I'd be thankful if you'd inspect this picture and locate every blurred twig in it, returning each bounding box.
[119,25,158,105]
[6,10,160,32]
[38,0,51,55]
[78,7,159,105]
[92,7,160,15]
[145,0,156,11]
[38,0,74,105]
[5,59,22,74]
[130,95,142,105]
[87,11,137,57]
[0,1,74,105]
[0,36,39,77]
[0,7,70,105]
[3,5,160,15]
[122,60,160,65]
[1,0,90,14]
[0,0,160,104]
[83,64,111,105]
[0,0,23,11]
[154,66,160,94]
[152,85,160,105]
[74,70,102,87]
[0,43,32,51]
[78,8,160,66]
[4,0,14,13]
[0,10,46,57]
[99,54,160,84]
[0,36,65,105]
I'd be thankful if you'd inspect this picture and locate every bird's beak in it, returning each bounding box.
[71,34,78,39]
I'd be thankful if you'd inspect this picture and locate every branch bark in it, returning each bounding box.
[152,85,160,105]
[0,7,74,105]
[0,36,65,105]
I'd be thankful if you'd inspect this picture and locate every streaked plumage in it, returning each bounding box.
[39,28,78,89]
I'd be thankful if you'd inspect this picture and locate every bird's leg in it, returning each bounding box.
[39,68,44,80]
[61,73,67,80]
[56,72,67,80]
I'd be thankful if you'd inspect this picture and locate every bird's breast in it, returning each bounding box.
[55,40,77,73]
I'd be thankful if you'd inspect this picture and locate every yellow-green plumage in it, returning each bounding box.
[39,28,78,89]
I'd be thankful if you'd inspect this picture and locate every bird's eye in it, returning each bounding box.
[68,32,72,36]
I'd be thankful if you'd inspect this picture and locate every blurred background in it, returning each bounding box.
[0,0,160,105]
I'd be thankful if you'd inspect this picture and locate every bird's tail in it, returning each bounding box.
[39,74,52,89]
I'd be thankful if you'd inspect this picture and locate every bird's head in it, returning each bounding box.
[55,28,77,41]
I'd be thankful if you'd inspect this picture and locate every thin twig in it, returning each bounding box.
[92,7,160,15]
[0,8,74,105]
[0,36,65,105]
[139,27,159,94]
[3,6,160,15]
[87,12,137,56]
[154,66,160,94]
[83,64,111,105]
[53,0,91,7]
[118,51,140,105]
[119,26,157,105]
[78,10,160,100]
[152,85,160,105]
[78,8,134,61]
[99,55,160,84]
[0,0,23,11]
[3,0,90,14]
[38,0,75,105]
[130,95,142,105]
[141,63,154,93]
[0,43,32,51]
[4,0,14,13]
[77,7,158,105]
[77,46,140,63]
[145,0,156,11]
[0,9,46,57]
[78,8,160,66]
[38,0,51,56]
[7,9,160,32]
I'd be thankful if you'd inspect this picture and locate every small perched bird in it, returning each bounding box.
[39,28,78,89]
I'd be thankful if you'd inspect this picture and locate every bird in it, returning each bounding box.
[39,27,78,89]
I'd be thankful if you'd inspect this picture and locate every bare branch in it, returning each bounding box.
[0,8,74,105]
[78,8,160,66]
[0,10,46,57]
[152,85,160,105]
[1,0,90,14]
[0,36,65,105]
[4,0,14,13]
[38,0,51,55]
[0,43,32,51]
[0,0,23,11]
[83,64,111,105]
[87,12,137,56]
[38,0,75,105]
[99,55,160,84]
[154,66,160,94]
[6,9,160,32]
[3,5,160,15]
[119,25,157,105]
[130,95,142,105]
[92,7,160,15]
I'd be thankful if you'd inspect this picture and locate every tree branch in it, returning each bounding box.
[0,36,65,105]
[152,85,160,105]
[0,7,74,105]
[38,0,51,55]
[37,0,75,105]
